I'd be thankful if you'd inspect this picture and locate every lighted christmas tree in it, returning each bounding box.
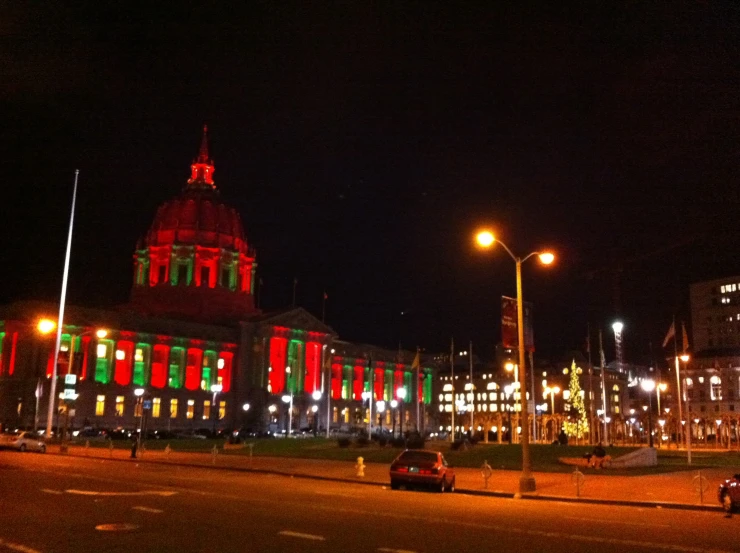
[563,360,589,440]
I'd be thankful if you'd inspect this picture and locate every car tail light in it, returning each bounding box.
[419,469,432,475]
[395,466,409,473]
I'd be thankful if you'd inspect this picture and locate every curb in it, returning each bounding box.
[50,450,722,513]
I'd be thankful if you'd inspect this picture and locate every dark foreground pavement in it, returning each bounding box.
[0,451,736,553]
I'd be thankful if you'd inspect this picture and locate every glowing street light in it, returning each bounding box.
[37,319,56,334]
[397,387,407,437]
[476,229,555,494]
[641,378,656,448]
[281,393,293,436]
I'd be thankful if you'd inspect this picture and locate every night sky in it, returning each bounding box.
[3,3,740,366]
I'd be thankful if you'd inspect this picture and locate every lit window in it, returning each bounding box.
[152,398,161,418]
[97,344,107,358]
[563,390,571,400]
[219,401,226,420]
[116,396,125,416]
[135,349,144,362]
[698,377,704,384]
[217,358,225,369]
[444,404,452,412]
[685,378,693,387]
[711,377,722,400]
[444,393,452,402]
[486,382,496,390]
[95,395,105,416]
[443,384,453,392]
[186,399,194,419]
[115,349,125,361]
[612,384,619,391]
[438,394,444,401]
[482,393,487,401]
[482,404,487,412]
[491,404,498,412]
[464,383,473,391]
[203,400,211,419]
[170,399,178,418]
[438,404,444,412]
[722,285,727,293]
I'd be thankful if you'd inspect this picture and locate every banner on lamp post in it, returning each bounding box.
[501,296,535,352]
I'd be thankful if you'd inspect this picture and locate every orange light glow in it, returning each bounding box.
[96,329,108,339]
[680,354,690,362]
[476,230,495,248]
[37,319,56,334]
[538,252,555,265]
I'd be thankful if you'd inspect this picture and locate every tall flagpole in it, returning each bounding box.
[469,340,474,433]
[450,337,455,443]
[46,170,79,439]
[415,347,421,433]
[598,329,608,445]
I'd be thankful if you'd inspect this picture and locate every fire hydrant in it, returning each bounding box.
[356,456,365,478]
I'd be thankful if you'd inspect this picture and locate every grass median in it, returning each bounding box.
[71,436,740,475]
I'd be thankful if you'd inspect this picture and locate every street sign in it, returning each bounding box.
[64,374,77,386]
[143,399,152,410]
[63,389,78,401]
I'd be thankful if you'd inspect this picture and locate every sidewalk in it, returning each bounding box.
[53,444,725,512]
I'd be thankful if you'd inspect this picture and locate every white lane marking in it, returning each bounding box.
[277,531,326,541]
[378,548,418,553]
[132,506,164,514]
[0,538,43,553]
[65,489,176,497]
[40,489,63,495]
[563,515,671,528]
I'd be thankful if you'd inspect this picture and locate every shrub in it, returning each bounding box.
[406,435,426,449]
[390,437,406,448]
[378,437,388,447]
[355,435,370,447]
[337,437,351,448]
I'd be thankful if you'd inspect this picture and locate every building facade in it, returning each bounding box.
[0,129,434,436]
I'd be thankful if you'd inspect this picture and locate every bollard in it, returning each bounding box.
[571,468,584,498]
[164,444,171,458]
[356,456,365,478]
[109,439,114,458]
[212,445,219,465]
[481,460,493,489]
[85,440,90,456]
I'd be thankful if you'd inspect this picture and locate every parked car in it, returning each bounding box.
[718,474,740,513]
[389,449,455,492]
[1,431,46,453]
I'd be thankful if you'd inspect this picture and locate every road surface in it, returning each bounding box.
[0,451,734,553]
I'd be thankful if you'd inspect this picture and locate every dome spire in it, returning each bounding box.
[198,124,209,163]
[188,124,216,189]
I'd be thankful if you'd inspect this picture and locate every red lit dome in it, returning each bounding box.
[129,127,258,324]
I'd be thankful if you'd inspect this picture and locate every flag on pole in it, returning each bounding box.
[662,322,675,348]
[411,349,420,370]
[681,322,689,353]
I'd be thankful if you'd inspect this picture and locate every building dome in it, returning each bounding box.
[128,127,258,323]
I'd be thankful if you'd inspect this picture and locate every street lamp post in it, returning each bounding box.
[476,230,554,494]
[397,387,407,437]
[211,384,223,436]
[657,382,667,414]
[377,400,385,435]
[134,388,145,450]
[390,399,398,437]
[545,386,560,442]
[281,393,293,436]
[312,390,322,436]
[641,379,656,448]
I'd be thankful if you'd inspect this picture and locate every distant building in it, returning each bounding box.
[690,276,740,352]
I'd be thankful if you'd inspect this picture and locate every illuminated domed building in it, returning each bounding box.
[0,129,434,436]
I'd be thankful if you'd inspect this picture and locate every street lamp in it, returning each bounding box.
[210,384,223,436]
[641,378,656,448]
[396,387,407,437]
[476,229,554,494]
[134,388,145,450]
[390,399,398,437]
[544,386,560,442]
[376,400,385,435]
[281,393,293,436]
[311,390,322,436]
